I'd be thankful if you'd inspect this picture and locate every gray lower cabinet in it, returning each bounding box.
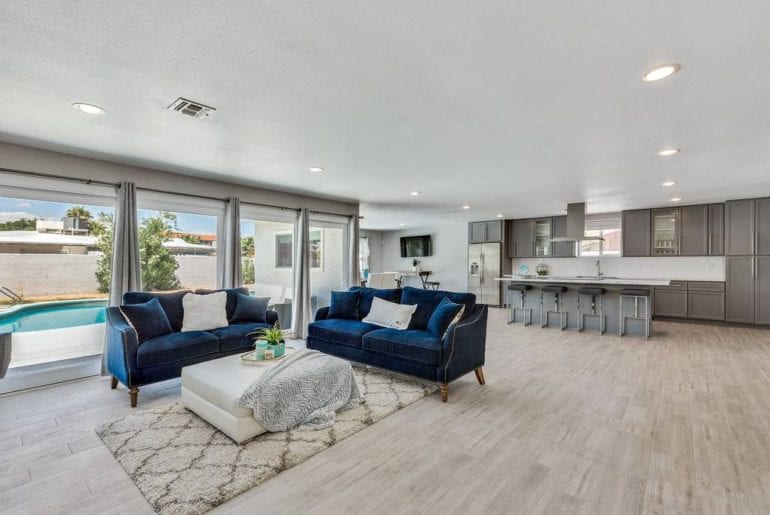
[726,256,755,323]
[654,285,688,318]
[688,291,725,321]
[757,198,770,256]
[756,256,770,324]
[680,205,709,256]
[622,210,651,256]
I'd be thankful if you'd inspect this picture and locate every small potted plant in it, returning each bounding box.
[250,322,286,359]
[412,257,421,272]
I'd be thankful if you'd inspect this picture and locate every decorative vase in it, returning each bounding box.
[270,342,286,358]
[255,339,269,359]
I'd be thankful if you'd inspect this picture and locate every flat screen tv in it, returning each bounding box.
[400,235,432,257]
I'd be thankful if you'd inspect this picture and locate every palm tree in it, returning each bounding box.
[65,205,93,231]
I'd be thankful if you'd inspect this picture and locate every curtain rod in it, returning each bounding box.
[0,167,360,218]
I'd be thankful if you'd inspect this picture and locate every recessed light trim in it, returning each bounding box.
[308,167,324,173]
[399,223,406,227]
[658,148,681,157]
[496,213,504,218]
[72,102,105,115]
[641,63,681,82]
[662,180,677,187]
[670,197,683,202]
[410,191,420,196]
[461,205,470,210]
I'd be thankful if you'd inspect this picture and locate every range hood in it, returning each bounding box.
[550,202,605,242]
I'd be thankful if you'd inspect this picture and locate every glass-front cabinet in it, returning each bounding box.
[652,208,679,256]
[534,218,552,256]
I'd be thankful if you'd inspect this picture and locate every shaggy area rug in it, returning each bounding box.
[96,367,436,515]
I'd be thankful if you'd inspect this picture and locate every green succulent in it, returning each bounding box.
[257,323,285,346]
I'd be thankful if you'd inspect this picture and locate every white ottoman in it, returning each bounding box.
[182,353,272,444]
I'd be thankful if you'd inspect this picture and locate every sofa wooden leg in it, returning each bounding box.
[474,367,486,385]
[111,376,118,390]
[440,383,448,402]
[129,387,139,408]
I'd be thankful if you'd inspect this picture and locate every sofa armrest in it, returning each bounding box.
[315,306,330,321]
[438,304,488,384]
[105,307,140,388]
[266,309,279,326]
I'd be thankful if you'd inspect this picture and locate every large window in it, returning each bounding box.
[580,213,622,257]
[274,229,322,269]
[137,192,222,291]
[0,176,116,394]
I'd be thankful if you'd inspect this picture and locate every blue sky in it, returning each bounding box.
[0,197,216,234]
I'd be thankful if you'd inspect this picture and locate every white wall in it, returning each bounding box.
[511,256,726,281]
[381,221,469,292]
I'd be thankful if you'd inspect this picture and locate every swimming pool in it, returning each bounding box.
[0,300,107,334]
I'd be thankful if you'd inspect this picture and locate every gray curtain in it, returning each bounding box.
[291,208,312,339]
[218,197,242,289]
[109,182,141,306]
[0,333,11,379]
[348,214,360,288]
[104,182,141,374]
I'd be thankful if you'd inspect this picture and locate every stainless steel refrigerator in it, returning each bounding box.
[468,242,502,306]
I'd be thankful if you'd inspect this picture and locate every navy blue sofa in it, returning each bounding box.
[105,287,278,406]
[307,286,488,402]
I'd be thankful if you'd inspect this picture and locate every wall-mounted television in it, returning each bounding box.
[400,235,432,257]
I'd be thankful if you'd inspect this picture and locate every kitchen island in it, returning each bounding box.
[496,275,672,336]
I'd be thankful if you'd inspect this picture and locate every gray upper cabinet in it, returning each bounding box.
[756,198,770,255]
[551,216,575,257]
[708,203,725,255]
[513,219,535,258]
[468,221,503,243]
[726,199,755,255]
[622,210,651,257]
[679,205,709,256]
[534,218,552,257]
[726,256,755,323]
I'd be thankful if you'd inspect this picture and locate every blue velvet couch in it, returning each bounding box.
[105,287,278,406]
[307,286,488,402]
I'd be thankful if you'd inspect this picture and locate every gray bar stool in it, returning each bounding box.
[577,287,607,334]
[507,284,533,325]
[619,288,650,339]
[540,285,568,330]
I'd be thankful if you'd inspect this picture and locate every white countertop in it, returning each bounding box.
[496,275,671,286]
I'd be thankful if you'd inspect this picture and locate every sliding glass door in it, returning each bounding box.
[309,217,349,309]
[240,207,296,329]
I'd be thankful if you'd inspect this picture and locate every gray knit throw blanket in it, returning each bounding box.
[239,349,362,431]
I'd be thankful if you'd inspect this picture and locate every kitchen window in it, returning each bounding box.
[580,214,622,257]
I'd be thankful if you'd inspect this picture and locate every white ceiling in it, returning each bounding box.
[2,1,770,230]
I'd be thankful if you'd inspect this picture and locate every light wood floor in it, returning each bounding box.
[2,309,770,514]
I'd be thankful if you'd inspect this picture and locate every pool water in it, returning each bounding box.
[0,300,107,334]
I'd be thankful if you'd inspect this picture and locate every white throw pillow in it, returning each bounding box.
[363,297,417,330]
[181,291,229,332]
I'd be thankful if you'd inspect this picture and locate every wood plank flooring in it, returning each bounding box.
[2,309,770,514]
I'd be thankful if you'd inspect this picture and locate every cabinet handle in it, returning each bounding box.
[753,257,757,279]
[708,233,712,255]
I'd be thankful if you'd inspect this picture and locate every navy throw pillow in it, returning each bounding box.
[119,297,174,343]
[328,290,360,320]
[231,293,270,324]
[123,290,191,332]
[427,297,464,338]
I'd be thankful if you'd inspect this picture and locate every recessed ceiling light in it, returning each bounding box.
[410,191,420,196]
[461,205,470,210]
[308,167,324,173]
[662,180,677,187]
[670,197,682,202]
[658,148,680,156]
[399,223,405,227]
[496,213,504,218]
[72,102,105,115]
[641,64,681,82]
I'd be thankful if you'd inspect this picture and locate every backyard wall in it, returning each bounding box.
[0,254,217,297]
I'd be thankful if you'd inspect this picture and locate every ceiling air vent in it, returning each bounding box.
[167,98,216,118]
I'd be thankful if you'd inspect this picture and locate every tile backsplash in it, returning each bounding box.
[510,256,726,281]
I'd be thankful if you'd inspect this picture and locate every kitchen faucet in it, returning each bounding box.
[596,259,603,277]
